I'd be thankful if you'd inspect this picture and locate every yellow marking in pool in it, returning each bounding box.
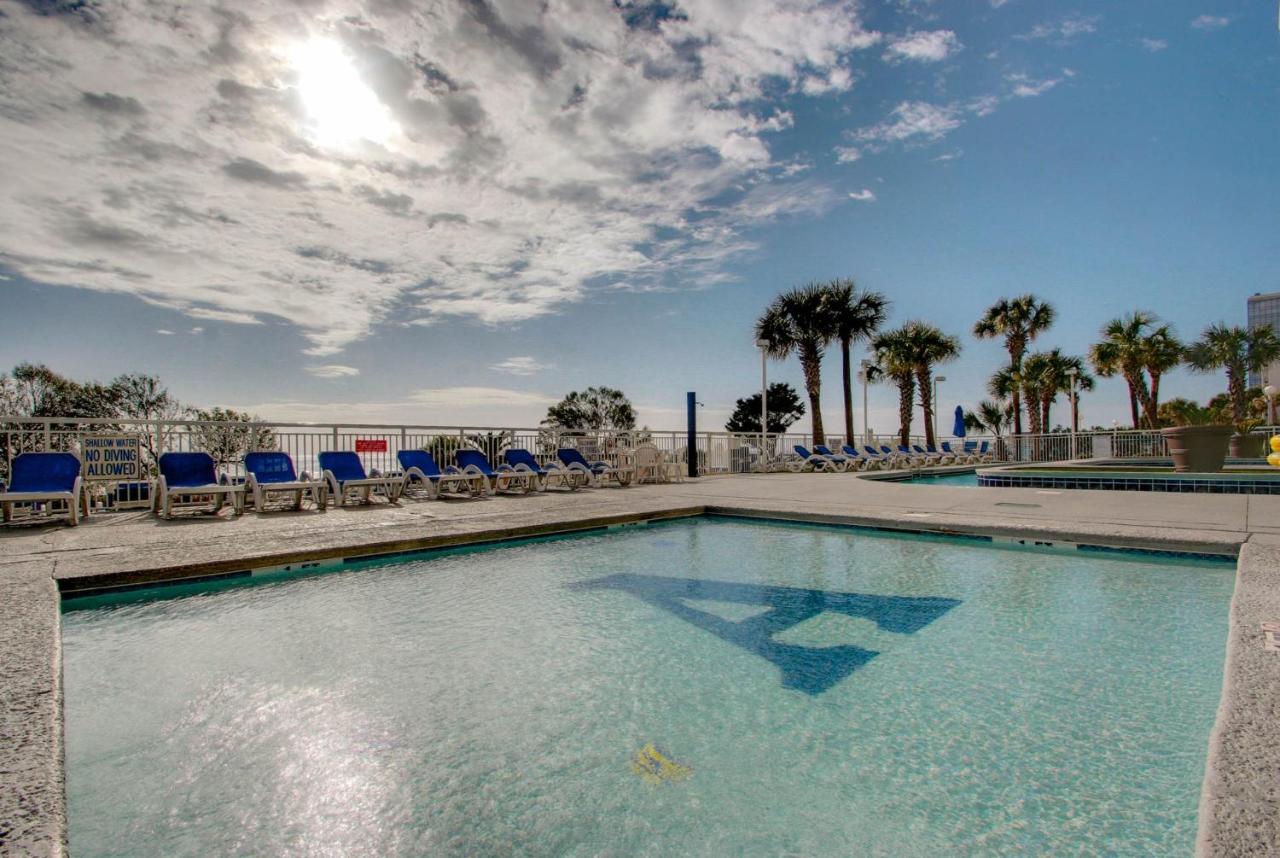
[631,743,692,784]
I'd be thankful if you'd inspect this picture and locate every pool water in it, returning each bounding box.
[62,518,1234,856]
[901,470,980,486]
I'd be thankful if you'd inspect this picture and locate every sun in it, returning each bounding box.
[290,39,398,149]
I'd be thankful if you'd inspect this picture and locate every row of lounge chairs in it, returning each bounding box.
[0,447,636,525]
[789,442,994,472]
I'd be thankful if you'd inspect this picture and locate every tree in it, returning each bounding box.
[1157,398,1214,428]
[872,326,917,447]
[1089,311,1161,429]
[109,373,183,466]
[188,407,276,464]
[901,321,960,448]
[1141,324,1183,420]
[825,280,888,443]
[725,383,806,433]
[756,283,839,444]
[965,399,1015,436]
[1020,350,1094,434]
[542,386,636,431]
[973,295,1055,435]
[1185,324,1280,426]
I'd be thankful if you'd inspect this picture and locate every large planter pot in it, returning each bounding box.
[1161,425,1233,473]
[1228,433,1260,458]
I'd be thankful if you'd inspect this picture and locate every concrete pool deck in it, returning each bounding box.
[2,472,1278,855]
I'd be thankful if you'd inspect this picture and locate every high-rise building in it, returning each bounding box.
[1247,291,1280,389]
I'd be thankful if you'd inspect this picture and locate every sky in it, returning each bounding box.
[0,0,1277,433]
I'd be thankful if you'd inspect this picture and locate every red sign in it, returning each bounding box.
[354,438,388,453]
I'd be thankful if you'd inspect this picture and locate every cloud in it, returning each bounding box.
[883,30,961,64]
[155,328,175,335]
[834,145,862,164]
[0,0,881,358]
[307,364,360,378]
[855,101,962,148]
[490,356,552,376]
[1190,15,1230,30]
[932,149,963,162]
[1139,37,1169,52]
[1018,15,1099,43]
[189,326,204,335]
[989,0,1013,7]
[847,189,876,202]
[1006,72,1064,98]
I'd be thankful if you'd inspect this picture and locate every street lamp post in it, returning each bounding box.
[1067,367,1078,459]
[932,376,946,443]
[859,359,874,445]
[755,338,770,461]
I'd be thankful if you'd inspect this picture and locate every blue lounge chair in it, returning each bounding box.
[0,452,87,526]
[456,449,534,494]
[156,452,244,519]
[925,444,957,464]
[814,445,856,471]
[504,448,583,491]
[557,448,635,487]
[942,442,978,464]
[244,451,327,511]
[841,445,881,471]
[865,445,907,469]
[910,445,948,465]
[791,445,837,472]
[976,440,995,463]
[398,450,486,498]
[318,451,403,506]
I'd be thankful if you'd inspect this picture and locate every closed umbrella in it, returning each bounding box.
[952,405,966,438]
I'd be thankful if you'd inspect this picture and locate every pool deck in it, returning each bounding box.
[3,472,1278,855]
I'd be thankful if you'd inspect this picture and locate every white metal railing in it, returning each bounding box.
[994,426,1280,465]
[0,416,962,487]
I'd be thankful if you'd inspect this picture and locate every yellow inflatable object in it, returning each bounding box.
[1268,452,1280,468]
[631,743,693,784]
[1271,435,1280,453]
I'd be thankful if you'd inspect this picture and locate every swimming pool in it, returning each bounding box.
[897,470,980,487]
[62,517,1233,856]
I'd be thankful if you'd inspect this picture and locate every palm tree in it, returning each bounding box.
[872,327,917,447]
[825,279,888,444]
[902,321,961,448]
[973,295,1055,436]
[1089,312,1160,429]
[1184,324,1280,425]
[756,284,838,444]
[1142,324,1183,420]
[965,399,1015,436]
[1022,350,1094,432]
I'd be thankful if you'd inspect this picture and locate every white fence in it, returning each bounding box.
[0,416,948,488]
[16,414,1257,490]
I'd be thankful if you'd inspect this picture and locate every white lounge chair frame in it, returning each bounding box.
[402,466,486,499]
[323,470,404,506]
[155,477,244,519]
[245,471,328,511]
[1,478,88,527]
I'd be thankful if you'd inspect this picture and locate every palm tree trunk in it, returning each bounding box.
[800,344,824,445]
[917,367,935,448]
[1227,366,1245,425]
[897,377,914,446]
[1130,372,1158,429]
[1010,386,1023,436]
[1127,385,1140,429]
[1150,372,1161,422]
[1041,397,1051,433]
[840,336,854,444]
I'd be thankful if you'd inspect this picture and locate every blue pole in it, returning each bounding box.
[686,391,698,478]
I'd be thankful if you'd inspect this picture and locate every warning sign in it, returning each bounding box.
[354,438,388,453]
[81,435,143,481]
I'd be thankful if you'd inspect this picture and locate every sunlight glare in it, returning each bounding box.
[291,39,398,148]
